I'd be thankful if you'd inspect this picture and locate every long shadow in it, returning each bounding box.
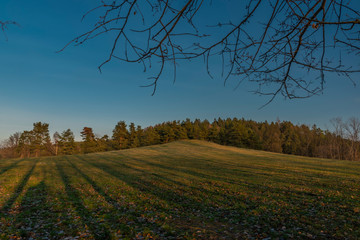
[126,154,332,190]
[80,157,284,239]
[65,157,167,236]
[149,145,350,182]
[89,153,235,185]
[78,153,356,239]
[88,154,238,202]
[65,157,119,207]
[91,153,244,191]
[13,181,60,239]
[76,155,196,203]
[79,154,326,213]
[72,155,202,199]
[94,153,325,200]
[55,160,111,240]
[78,155,346,239]
[75,155,247,225]
[119,154,253,186]
[0,160,37,213]
[0,159,26,177]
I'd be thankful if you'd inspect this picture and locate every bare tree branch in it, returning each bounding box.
[0,20,18,41]
[61,0,360,103]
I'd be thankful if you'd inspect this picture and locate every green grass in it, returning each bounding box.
[1,140,359,239]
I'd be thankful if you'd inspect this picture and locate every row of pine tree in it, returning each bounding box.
[1,117,359,161]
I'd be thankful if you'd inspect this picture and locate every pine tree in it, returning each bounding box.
[262,122,282,153]
[18,131,33,158]
[58,129,76,155]
[142,126,160,146]
[208,120,220,143]
[136,125,145,147]
[280,122,300,154]
[112,121,129,149]
[32,122,52,157]
[97,134,111,152]
[129,122,140,148]
[156,123,175,143]
[81,127,97,154]
[170,121,188,140]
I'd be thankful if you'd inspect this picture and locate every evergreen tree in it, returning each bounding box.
[208,120,220,143]
[142,126,160,146]
[97,134,111,152]
[18,131,33,158]
[81,127,97,154]
[58,129,76,155]
[136,125,145,147]
[199,119,210,140]
[112,121,129,149]
[129,122,140,148]
[192,119,203,139]
[182,118,194,139]
[262,122,282,153]
[156,123,175,143]
[170,121,188,140]
[280,122,301,155]
[219,119,248,148]
[32,122,51,157]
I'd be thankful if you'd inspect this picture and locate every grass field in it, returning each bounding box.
[0,140,359,239]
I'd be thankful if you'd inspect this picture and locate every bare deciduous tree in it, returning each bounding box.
[61,0,360,104]
[345,117,360,161]
[0,132,21,159]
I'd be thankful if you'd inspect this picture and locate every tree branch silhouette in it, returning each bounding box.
[61,0,360,103]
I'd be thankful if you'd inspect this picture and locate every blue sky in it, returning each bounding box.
[0,0,359,141]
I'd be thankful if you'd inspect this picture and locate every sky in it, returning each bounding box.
[0,0,359,141]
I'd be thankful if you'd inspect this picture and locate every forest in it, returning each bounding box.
[1,117,359,161]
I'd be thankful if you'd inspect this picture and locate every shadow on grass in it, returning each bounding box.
[103,151,270,185]
[0,159,26,177]
[98,153,259,192]
[14,181,60,239]
[93,154,238,203]
[74,155,245,226]
[90,153,326,202]
[55,160,111,240]
[65,157,168,237]
[129,155,248,182]
[65,157,119,206]
[0,160,37,213]
[126,154,338,192]
[56,149,360,239]
[72,153,359,239]
[78,154,330,216]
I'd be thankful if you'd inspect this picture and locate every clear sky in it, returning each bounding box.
[1,0,359,141]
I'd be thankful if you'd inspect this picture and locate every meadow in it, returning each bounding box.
[0,140,359,239]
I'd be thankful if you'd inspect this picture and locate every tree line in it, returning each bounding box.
[1,117,359,161]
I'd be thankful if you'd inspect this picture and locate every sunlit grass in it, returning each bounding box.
[1,140,359,239]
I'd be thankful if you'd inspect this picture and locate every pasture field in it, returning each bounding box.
[0,140,359,239]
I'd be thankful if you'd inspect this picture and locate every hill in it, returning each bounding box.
[1,140,359,239]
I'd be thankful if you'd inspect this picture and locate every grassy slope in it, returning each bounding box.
[0,140,359,239]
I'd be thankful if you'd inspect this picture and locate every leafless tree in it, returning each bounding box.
[345,117,360,161]
[0,132,21,158]
[330,117,345,159]
[60,0,360,103]
[53,131,61,156]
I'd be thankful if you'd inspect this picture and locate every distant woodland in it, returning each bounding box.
[1,117,359,161]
